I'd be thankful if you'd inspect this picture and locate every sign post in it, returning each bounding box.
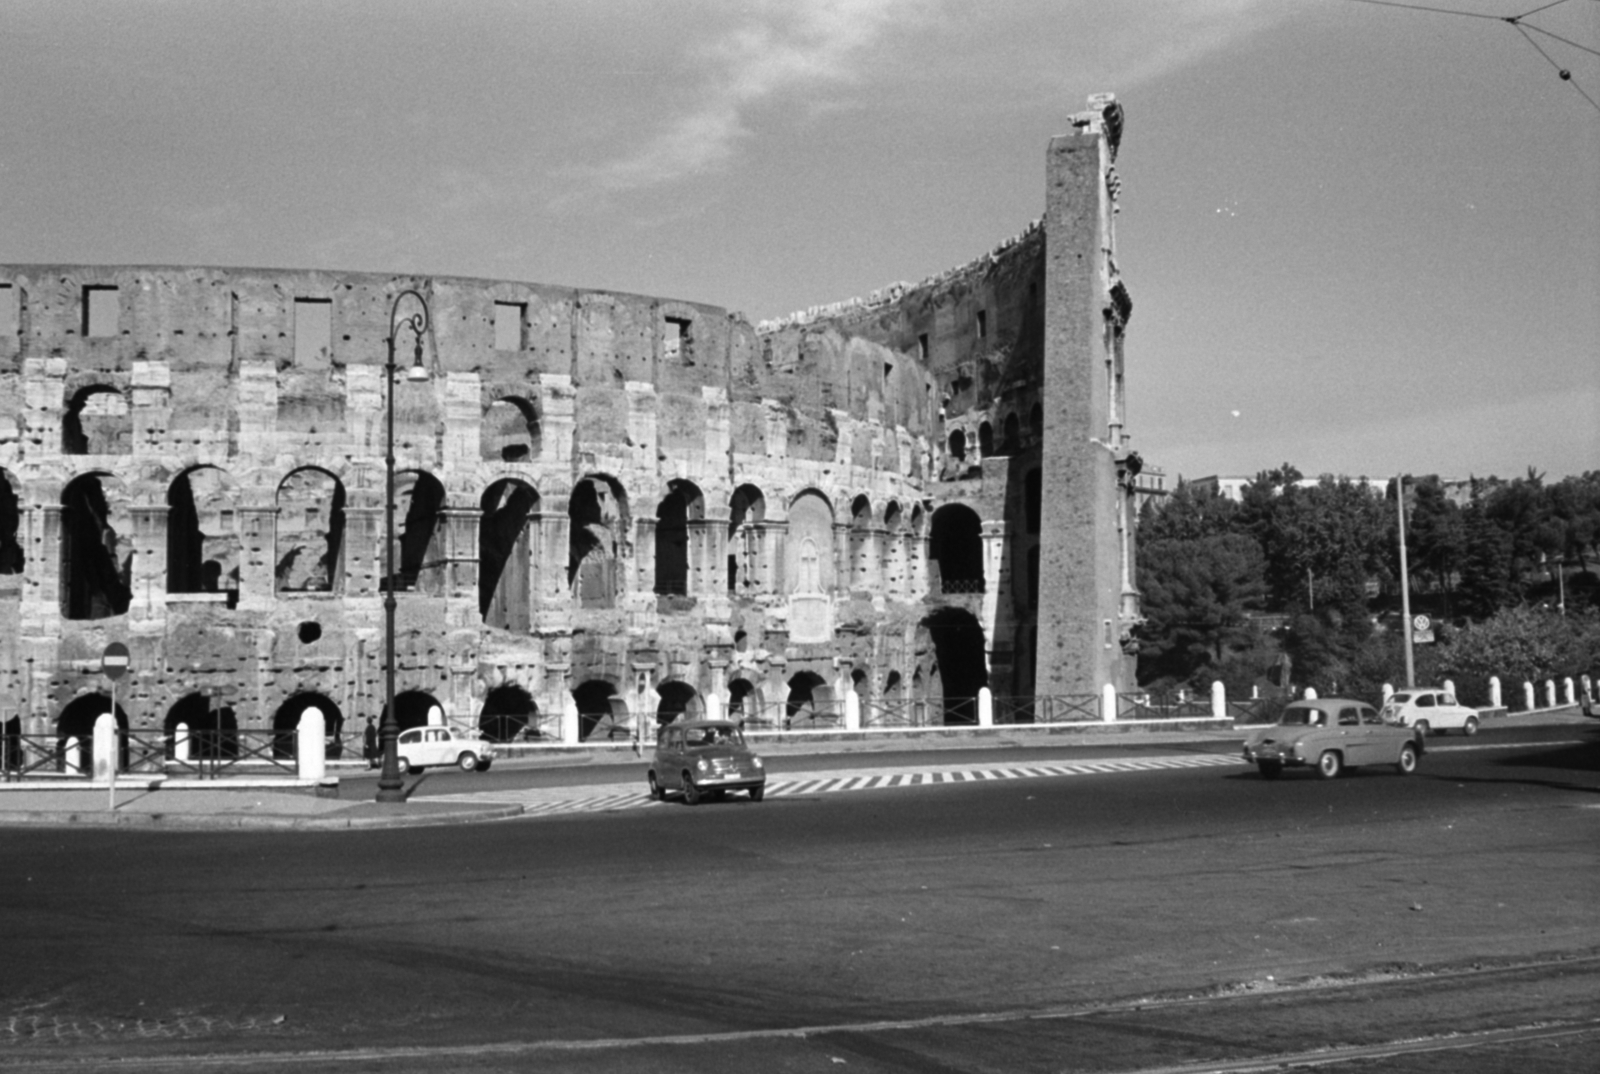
[101,643,129,811]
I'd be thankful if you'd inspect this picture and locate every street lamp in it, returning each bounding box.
[376,289,431,804]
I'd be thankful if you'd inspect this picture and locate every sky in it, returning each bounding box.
[2,0,1595,483]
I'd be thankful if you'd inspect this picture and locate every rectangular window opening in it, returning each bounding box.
[918,333,929,361]
[665,316,692,364]
[84,286,120,338]
[494,301,525,351]
[294,298,333,366]
[976,310,987,340]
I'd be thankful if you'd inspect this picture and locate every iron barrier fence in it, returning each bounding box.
[1117,693,1214,721]
[1030,694,1103,722]
[1226,696,1284,726]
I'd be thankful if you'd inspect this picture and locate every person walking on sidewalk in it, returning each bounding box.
[363,716,378,768]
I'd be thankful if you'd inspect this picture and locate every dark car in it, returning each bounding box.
[648,719,766,804]
[1242,697,1423,779]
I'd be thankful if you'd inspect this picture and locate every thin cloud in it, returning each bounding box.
[582,0,936,192]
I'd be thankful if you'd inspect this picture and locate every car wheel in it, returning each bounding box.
[457,751,478,772]
[1413,719,1430,737]
[750,785,765,802]
[1257,760,1283,780]
[682,773,700,806]
[1316,750,1343,780]
[648,772,664,801]
[1396,742,1418,775]
[396,757,411,775]
[1463,715,1479,736]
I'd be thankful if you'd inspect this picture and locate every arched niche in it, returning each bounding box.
[61,472,132,620]
[920,607,989,725]
[385,470,446,595]
[0,467,24,576]
[568,474,629,609]
[480,683,539,742]
[57,693,130,773]
[654,478,704,597]
[482,396,541,462]
[785,490,835,643]
[573,680,630,741]
[727,484,767,595]
[480,479,540,631]
[63,385,131,455]
[274,692,345,760]
[929,503,984,595]
[784,671,838,729]
[276,468,346,593]
[655,680,702,727]
[165,693,238,760]
[167,466,240,602]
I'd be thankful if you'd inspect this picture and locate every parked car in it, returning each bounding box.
[1242,697,1423,780]
[1379,688,1480,736]
[649,719,766,804]
[391,726,494,773]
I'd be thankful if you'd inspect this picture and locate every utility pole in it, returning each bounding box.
[1396,474,1415,689]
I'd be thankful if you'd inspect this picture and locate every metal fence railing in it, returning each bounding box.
[1,730,298,781]
[1117,693,1214,721]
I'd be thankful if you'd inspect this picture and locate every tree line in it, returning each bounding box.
[1135,466,1600,706]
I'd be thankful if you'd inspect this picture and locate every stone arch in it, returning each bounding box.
[654,478,704,597]
[785,489,835,643]
[61,472,132,620]
[574,680,630,741]
[0,467,24,575]
[482,396,541,462]
[274,692,345,760]
[655,680,702,727]
[167,465,240,602]
[568,474,629,608]
[946,428,966,467]
[727,676,764,723]
[929,503,984,594]
[848,493,874,590]
[921,606,988,725]
[62,385,131,455]
[276,467,346,593]
[978,421,994,458]
[480,683,538,742]
[386,470,447,594]
[56,693,130,773]
[480,478,540,630]
[165,692,238,760]
[785,671,838,729]
[727,483,766,595]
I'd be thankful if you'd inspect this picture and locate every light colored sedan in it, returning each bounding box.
[1242,698,1423,780]
[394,726,494,773]
[1380,688,1480,736]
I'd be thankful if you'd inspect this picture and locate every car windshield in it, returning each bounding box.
[686,725,743,748]
[1279,707,1325,726]
[1387,693,1415,706]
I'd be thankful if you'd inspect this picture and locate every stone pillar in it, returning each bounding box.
[844,687,861,731]
[1099,682,1117,723]
[1304,687,1318,700]
[977,687,993,728]
[237,505,278,611]
[636,517,658,597]
[1382,683,1394,704]
[1562,677,1575,705]
[93,714,117,782]
[64,736,83,775]
[1211,680,1226,719]
[537,515,571,608]
[175,722,191,762]
[1489,676,1502,708]
[1523,681,1535,711]
[1443,679,1456,699]
[297,707,325,781]
[1545,679,1557,708]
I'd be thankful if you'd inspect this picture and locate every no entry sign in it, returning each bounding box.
[101,642,130,681]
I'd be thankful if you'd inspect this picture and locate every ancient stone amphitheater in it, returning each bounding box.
[0,96,1140,754]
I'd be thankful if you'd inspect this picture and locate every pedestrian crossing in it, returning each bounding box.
[423,752,1247,819]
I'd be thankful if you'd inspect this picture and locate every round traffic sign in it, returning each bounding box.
[101,642,131,681]
[1412,614,1431,633]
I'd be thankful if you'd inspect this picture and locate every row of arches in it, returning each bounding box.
[12,465,990,622]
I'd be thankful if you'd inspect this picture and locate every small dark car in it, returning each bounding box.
[649,719,766,804]
[1242,697,1423,780]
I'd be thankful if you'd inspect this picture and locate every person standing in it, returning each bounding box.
[363,716,378,767]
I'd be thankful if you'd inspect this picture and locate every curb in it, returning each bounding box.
[0,803,526,831]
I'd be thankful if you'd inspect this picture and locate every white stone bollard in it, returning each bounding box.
[93,714,117,783]
[1100,683,1118,723]
[63,736,82,775]
[427,705,444,726]
[1303,687,1318,700]
[1523,681,1536,711]
[561,693,580,745]
[1382,683,1394,704]
[1563,677,1575,705]
[977,687,993,728]
[1211,680,1226,719]
[175,721,192,762]
[843,689,861,731]
[1545,680,1557,708]
[297,707,326,781]
[1489,676,1502,709]
[705,691,725,724]
[1443,679,1456,699]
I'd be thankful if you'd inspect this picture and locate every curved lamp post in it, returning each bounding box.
[376,289,431,804]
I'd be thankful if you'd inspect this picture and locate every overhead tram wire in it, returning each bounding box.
[1341,0,1600,114]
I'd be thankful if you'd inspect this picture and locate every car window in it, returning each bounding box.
[1338,707,1360,726]
[1417,694,1435,708]
[1280,707,1323,726]
[399,729,420,744]
[1360,706,1383,725]
[1442,694,1457,705]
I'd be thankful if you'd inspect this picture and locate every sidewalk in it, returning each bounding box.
[1,707,1589,831]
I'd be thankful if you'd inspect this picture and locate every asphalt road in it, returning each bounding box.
[2,725,1596,1072]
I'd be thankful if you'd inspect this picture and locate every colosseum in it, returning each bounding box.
[0,95,1141,759]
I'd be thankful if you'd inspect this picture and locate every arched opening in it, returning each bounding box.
[1001,413,1020,455]
[385,470,446,594]
[849,494,873,590]
[978,422,994,458]
[568,475,629,609]
[0,468,23,576]
[655,681,701,728]
[654,479,704,597]
[62,385,131,455]
[922,607,988,725]
[480,479,540,630]
[482,396,541,462]
[276,468,346,593]
[61,473,132,620]
[167,466,240,602]
[929,504,985,594]
[273,692,345,760]
[165,693,239,760]
[480,684,538,742]
[574,680,629,741]
[56,694,130,772]
[947,429,966,462]
[785,671,837,729]
[727,484,766,595]
[727,678,759,722]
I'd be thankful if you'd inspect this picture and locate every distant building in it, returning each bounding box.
[1188,474,1387,503]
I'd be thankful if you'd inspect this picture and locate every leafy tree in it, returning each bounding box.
[1455,483,1515,619]
[1484,469,1563,600]
[1549,472,1600,578]
[1139,480,1239,543]
[1437,605,1600,704]
[1400,475,1466,614]
[1242,472,1389,614]
[1136,532,1268,687]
